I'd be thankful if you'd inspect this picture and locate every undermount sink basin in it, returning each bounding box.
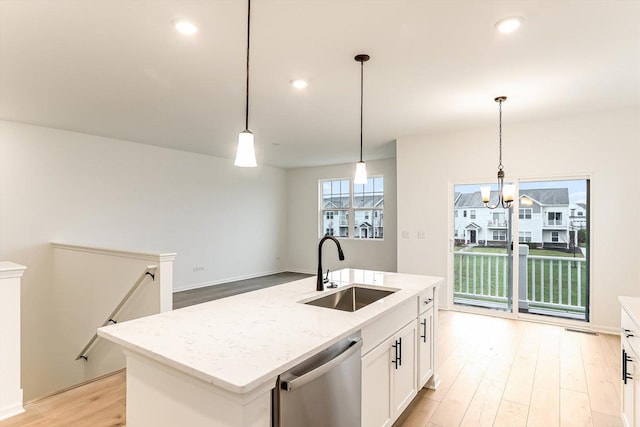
[304,285,397,312]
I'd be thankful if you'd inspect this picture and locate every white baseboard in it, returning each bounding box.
[0,399,24,421]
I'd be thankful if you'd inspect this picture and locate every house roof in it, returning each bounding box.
[454,188,569,208]
[454,192,485,208]
[519,188,569,205]
[322,195,384,209]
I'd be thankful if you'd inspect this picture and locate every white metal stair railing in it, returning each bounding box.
[76,265,158,361]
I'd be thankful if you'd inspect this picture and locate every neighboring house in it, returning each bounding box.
[570,202,587,230]
[454,188,572,249]
[322,194,384,238]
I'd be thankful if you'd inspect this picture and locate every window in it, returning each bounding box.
[548,212,562,225]
[454,210,458,218]
[321,179,350,237]
[320,176,384,239]
[519,231,532,242]
[519,208,532,219]
[353,176,384,239]
[492,230,506,241]
[463,210,467,218]
[551,231,559,242]
[577,211,584,216]
[470,210,476,219]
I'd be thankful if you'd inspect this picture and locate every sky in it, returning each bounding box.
[455,179,587,204]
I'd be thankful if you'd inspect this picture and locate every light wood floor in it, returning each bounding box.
[394,310,622,427]
[0,370,126,427]
[2,311,622,427]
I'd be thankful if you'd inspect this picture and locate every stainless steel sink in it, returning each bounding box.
[304,286,397,312]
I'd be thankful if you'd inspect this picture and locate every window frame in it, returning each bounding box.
[519,208,532,219]
[319,175,385,241]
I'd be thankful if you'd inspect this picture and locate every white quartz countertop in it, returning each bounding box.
[98,269,442,395]
[620,296,640,328]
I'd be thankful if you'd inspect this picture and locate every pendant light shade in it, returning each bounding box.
[354,161,368,184]
[354,54,370,184]
[235,130,256,167]
[234,0,257,167]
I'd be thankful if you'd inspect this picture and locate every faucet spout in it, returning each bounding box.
[317,236,345,291]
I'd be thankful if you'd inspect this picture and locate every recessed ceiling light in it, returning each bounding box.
[495,16,523,33]
[291,80,308,89]
[174,19,197,36]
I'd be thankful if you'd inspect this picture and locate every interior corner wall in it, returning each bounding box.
[0,120,288,401]
[396,107,640,331]
[286,158,397,274]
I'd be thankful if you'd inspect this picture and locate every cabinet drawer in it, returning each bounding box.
[622,308,640,357]
[418,288,435,314]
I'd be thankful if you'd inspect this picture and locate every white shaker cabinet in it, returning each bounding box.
[417,306,434,389]
[362,321,417,427]
[620,297,640,427]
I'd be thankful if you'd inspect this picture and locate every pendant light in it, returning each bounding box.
[354,54,370,185]
[481,96,515,209]
[234,0,257,167]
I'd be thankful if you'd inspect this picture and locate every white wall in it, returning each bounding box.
[286,158,397,274]
[0,120,288,400]
[397,108,640,332]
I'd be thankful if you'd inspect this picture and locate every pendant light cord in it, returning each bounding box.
[359,59,364,162]
[245,0,251,130]
[498,98,503,171]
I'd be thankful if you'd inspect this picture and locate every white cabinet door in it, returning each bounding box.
[362,335,393,427]
[622,342,634,427]
[392,321,417,417]
[362,321,418,427]
[418,307,434,389]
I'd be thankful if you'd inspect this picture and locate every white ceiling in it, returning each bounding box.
[1,1,639,168]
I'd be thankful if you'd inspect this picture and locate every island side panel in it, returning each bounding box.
[426,285,441,390]
[125,351,272,427]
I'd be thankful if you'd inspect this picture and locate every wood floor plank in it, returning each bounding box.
[527,357,560,427]
[394,391,440,427]
[428,360,488,426]
[560,331,588,393]
[560,388,593,427]
[459,378,505,427]
[494,400,529,427]
[591,411,624,427]
[502,354,537,405]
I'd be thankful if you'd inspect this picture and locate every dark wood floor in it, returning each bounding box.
[172,271,313,309]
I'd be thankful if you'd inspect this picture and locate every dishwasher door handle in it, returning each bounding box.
[280,338,363,391]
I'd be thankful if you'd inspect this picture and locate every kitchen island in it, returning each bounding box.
[98,269,442,427]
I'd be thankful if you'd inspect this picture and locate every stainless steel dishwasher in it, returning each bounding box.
[273,334,363,427]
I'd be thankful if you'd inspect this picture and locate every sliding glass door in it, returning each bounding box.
[516,179,590,322]
[452,179,590,322]
[453,183,513,313]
